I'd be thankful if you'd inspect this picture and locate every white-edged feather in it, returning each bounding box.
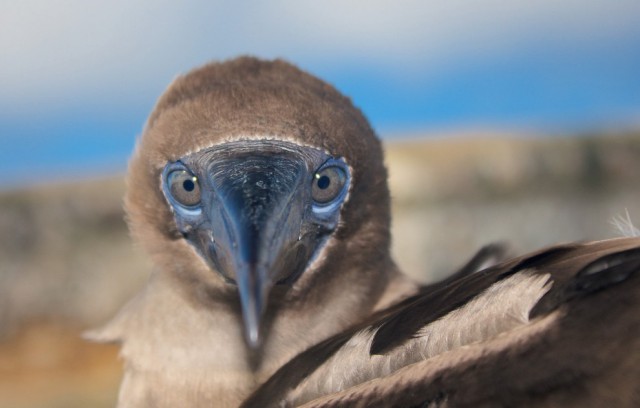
[284,271,552,406]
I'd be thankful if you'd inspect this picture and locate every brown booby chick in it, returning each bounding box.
[244,237,640,407]
[88,57,417,407]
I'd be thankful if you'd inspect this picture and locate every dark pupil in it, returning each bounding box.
[182,179,195,192]
[317,175,331,190]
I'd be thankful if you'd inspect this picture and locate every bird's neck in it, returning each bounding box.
[109,258,413,407]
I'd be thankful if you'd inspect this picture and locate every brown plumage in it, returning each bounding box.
[90,56,640,408]
[242,237,640,407]
[88,57,417,407]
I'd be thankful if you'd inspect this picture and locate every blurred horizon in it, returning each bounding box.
[1,0,640,189]
[2,4,640,406]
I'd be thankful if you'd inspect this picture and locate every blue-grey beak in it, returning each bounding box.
[204,155,315,348]
[164,141,346,350]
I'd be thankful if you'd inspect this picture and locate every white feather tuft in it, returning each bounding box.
[611,209,640,237]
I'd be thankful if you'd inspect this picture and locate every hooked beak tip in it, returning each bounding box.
[246,324,261,349]
[237,264,269,350]
[242,301,262,349]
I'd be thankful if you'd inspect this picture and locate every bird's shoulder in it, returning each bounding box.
[242,237,640,407]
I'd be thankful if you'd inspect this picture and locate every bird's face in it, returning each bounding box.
[126,58,392,355]
[160,139,351,347]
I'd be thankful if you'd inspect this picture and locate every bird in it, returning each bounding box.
[88,56,640,407]
[87,56,420,407]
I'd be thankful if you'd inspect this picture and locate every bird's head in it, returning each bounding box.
[125,57,391,350]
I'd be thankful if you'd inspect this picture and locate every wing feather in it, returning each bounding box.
[242,237,640,407]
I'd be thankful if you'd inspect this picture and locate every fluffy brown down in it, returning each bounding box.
[90,57,416,408]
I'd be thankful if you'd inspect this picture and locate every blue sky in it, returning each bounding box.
[1,0,640,188]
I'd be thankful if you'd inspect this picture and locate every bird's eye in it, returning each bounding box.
[168,170,201,207]
[311,166,347,204]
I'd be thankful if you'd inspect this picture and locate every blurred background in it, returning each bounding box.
[1,1,639,407]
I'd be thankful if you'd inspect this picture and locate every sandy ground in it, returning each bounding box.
[0,323,120,408]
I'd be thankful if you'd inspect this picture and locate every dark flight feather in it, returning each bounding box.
[299,240,640,408]
[242,237,640,408]
[369,243,578,356]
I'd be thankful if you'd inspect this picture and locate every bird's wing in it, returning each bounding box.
[242,237,640,407]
